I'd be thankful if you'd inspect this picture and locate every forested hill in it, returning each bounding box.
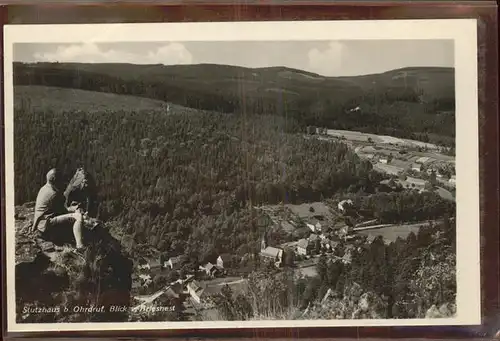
[14,62,455,146]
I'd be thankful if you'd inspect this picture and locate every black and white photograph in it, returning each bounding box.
[4,20,480,332]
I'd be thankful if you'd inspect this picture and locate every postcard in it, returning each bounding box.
[3,19,480,332]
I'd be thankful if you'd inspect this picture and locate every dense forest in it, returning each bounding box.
[14,62,456,146]
[212,218,456,320]
[14,88,454,269]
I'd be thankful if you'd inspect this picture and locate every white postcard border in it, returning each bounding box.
[3,19,480,332]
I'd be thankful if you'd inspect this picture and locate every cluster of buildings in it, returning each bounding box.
[132,251,239,310]
[355,145,456,188]
[258,201,364,268]
[133,252,234,291]
[198,255,232,278]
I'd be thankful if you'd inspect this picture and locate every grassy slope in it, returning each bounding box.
[15,85,168,112]
[14,85,213,117]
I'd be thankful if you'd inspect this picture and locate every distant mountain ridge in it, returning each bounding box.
[14,62,456,146]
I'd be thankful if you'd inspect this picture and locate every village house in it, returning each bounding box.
[411,163,422,172]
[379,157,389,164]
[366,235,377,244]
[337,225,354,239]
[149,258,162,271]
[138,257,162,272]
[361,146,377,154]
[296,238,310,256]
[199,262,220,278]
[374,163,404,175]
[186,281,217,308]
[449,175,456,184]
[260,235,284,267]
[362,153,375,160]
[416,156,432,164]
[342,244,356,264]
[306,220,322,233]
[174,274,194,291]
[164,256,183,270]
[306,223,316,232]
[138,274,153,287]
[260,246,284,267]
[187,280,206,304]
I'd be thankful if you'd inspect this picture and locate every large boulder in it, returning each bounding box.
[425,303,456,318]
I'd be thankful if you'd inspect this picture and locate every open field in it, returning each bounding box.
[326,129,440,150]
[356,222,427,243]
[373,163,405,175]
[201,277,243,286]
[284,202,335,220]
[436,187,455,201]
[412,151,455,162]
[15,85,169,113]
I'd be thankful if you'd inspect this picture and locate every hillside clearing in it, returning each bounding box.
[326,129,440,150]
[356,223,426,243]
[14,85,169,113]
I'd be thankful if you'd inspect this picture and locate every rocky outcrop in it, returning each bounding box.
[301,282,387,320]
[425,303,457,318]
[15,170,133,323]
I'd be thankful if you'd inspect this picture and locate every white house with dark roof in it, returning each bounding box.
[260,234,283,267]
[296,238,310,256]
[412,163,422,172]
[416,156,432,164]
[260,246,283,267]
[187,280,206,304]
[199,262,220,278]
[165,256,183,270]
[306,223,316,232]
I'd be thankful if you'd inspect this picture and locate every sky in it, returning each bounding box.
[14,40,454,77]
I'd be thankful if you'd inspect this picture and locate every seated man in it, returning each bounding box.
[29,168,85,251]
